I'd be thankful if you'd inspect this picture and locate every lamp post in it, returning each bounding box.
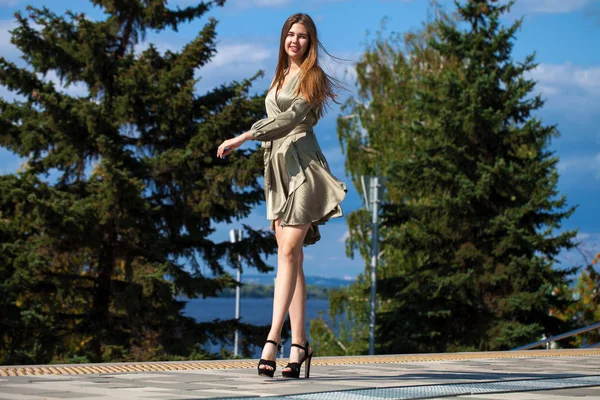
[341,112,383,355]
[229,229,243,357]
[360,175,384,356]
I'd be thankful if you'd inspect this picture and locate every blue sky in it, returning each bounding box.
[1,0,599,280]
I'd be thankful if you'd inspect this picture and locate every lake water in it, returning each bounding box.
[183,297,331,358]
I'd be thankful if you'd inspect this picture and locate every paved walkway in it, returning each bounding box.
[1,349,600,399]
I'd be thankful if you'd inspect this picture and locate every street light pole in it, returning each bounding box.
[369,177,379,356]
[361,175,383,356]
[229,229,243,357]
[343,112,383,355]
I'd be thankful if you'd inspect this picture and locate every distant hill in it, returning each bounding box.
[219,283,329,299]
[242,275,356,288]
[176,275,357,300]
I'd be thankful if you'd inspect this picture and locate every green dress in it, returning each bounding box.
[249,73,347,245]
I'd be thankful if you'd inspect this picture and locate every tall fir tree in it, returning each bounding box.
[316,0,578,355]
[0,0,276,364]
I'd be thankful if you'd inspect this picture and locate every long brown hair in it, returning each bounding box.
[269,13,342,118]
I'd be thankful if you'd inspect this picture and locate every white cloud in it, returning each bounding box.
[230,0,358,8]
[0,0,21,7]
[578,232,600,243]
[1,19,46,63]
[136,40,272,71]
[0,83,25,103]
[535,84,559,96]
[530,63,600,97]
[231,0,289,8]
[527,62,600,119]
[245,0,289,6]
[320,51,359,87]
[195,43,273,93]
[338,230,350,243]
[563,231,600,265]
[514,0,595,14]
[557,238,599,269]
[173,0,413,7]
[0,20,17,51]
[557,153,600,180]
[0,21,90,99]
[136,38,274,93]
[135,40,182,57]
[36,70,88,98]
[170,0,289,7]
[207,44,271,69]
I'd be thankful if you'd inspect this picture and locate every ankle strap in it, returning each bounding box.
[266,339,282,350]
[291,341,309,351]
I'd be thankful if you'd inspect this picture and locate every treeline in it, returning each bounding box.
[0,0,276,365]
[219,284,330,299]
[310,0,594,356]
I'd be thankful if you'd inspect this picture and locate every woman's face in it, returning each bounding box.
[285,23,309,63]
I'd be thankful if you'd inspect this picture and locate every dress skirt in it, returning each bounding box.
[264,128,347,245]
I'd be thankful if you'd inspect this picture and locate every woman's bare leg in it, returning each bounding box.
[282,249,309,373]
[259,220,310,372]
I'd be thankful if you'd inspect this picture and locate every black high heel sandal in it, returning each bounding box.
[281,341,313,379]
[257,339,281,378]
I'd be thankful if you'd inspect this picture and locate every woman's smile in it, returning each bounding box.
[285,23,308,60]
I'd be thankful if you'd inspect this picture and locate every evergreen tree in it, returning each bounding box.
[321,0,578,355]
[0,0,275,364]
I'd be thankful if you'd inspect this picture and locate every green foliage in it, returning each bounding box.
[555,248,600,347]
[0,0,276,364]
[310,280,371,356]
[316,0,578,355]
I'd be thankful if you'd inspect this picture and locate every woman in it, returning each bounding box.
[217,13,347,379]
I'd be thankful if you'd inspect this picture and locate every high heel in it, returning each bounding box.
[257,339,281,378]
[281,341,313,379]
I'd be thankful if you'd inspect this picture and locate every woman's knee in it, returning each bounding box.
[278,243,300,263]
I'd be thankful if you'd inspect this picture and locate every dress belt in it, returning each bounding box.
[262,125,314,150]
[262,125,314,190]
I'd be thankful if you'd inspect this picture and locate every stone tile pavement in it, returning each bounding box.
[1,350,600,399]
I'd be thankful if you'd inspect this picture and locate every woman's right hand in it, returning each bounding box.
[217,132,251,159]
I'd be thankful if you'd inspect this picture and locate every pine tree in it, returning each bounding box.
[0,0,276,364]
[325,0,578,355]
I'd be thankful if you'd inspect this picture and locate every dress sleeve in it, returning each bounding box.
[249,96,313,142]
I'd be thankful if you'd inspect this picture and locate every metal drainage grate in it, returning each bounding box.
[211,375,600,400]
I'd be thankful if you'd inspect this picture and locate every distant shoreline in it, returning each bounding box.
[218,283,331,300]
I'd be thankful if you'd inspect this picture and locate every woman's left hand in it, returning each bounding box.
[217,133,249,159]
